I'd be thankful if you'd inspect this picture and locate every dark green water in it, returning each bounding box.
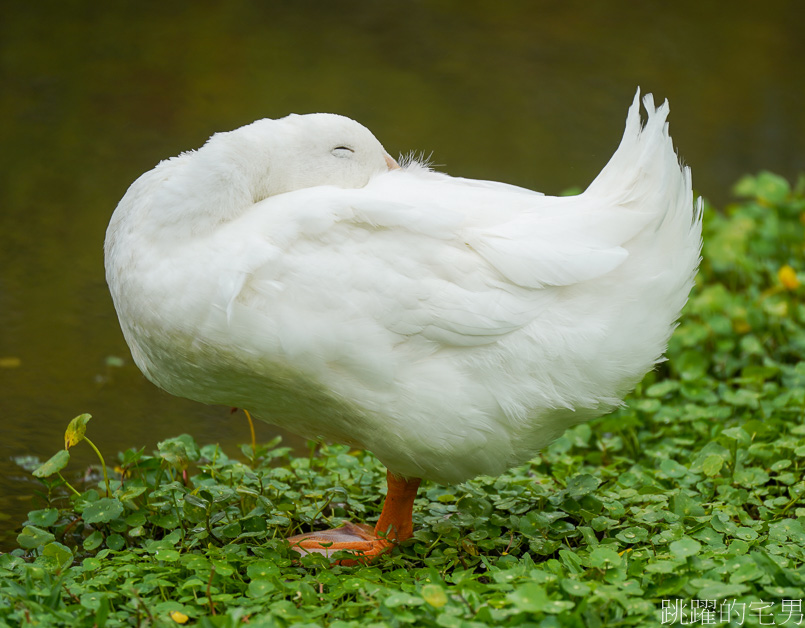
[1,1,803,549]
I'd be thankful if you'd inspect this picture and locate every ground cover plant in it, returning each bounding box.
[2,171,805,627]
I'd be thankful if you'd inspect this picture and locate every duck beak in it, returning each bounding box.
[385,153,400,170]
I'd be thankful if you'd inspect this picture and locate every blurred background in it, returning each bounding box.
[1,0,803,549]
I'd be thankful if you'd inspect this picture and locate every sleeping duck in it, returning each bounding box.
[105,89,702,561]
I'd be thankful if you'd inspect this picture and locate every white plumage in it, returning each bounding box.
[106,90,701,487]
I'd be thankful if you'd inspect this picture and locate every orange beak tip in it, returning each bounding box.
[385,154,401,171]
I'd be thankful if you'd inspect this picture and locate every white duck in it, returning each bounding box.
[105,90,702,561]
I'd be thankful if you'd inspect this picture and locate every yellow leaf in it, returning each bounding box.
[0,357,21,368]
[64,414,92,449]
[421,584,448,608]
[733,320,751,334]
[778,265,800,290]
[461,539,478,556]
[169,610,189,624]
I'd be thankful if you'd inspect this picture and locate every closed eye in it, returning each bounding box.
[332,146,355,157]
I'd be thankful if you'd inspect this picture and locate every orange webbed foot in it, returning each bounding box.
[288,522,393,565]
[287,470,421,566]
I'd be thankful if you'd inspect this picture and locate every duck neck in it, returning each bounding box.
[147,150,267,240]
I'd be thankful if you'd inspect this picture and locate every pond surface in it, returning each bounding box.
[1,1,803,549]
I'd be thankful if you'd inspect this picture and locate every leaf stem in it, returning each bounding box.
[243,409,257,458]
[206,564,217,615]
[56,472,81,497]
[84,436,111,497]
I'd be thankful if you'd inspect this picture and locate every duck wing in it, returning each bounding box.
[218,167,648,358]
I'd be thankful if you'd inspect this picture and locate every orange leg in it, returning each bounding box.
[288,470,421,565]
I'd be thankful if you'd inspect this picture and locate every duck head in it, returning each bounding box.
[199,113,398,205]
